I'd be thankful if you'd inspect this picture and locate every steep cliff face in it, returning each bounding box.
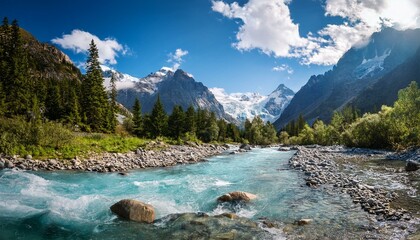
[274,28,420,129]
[21,29,82,82]
[351,47,420,113]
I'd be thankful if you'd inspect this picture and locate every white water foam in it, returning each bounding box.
[0,200,43,218]
[210,204,258,219]
[133,179,178,188]
[149,198,196,218]
[5,171,110,224]
[214,179,233,187]
[189,177,233,193]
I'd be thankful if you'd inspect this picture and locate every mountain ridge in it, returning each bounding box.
[210,84,294,124]
[274,28,420,129]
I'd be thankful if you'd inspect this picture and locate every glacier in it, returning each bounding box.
[210,84,294,124]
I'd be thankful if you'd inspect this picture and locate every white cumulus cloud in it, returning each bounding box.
[167,48,189,70]
[52,29,129,65]
[212,0,305,57]
[213,0,420,65]
[272,64,293,74]
[300,0,420,65]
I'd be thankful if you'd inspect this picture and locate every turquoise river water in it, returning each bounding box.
[0,148,373,239]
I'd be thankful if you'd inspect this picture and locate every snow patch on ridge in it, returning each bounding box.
[103,67,174,93]
[354,49,391,79]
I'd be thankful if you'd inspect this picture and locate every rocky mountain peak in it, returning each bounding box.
[274,27,420,129]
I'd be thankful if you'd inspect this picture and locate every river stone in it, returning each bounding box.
[218,191,257,202]
[221,213,238,219]
[0,160,4,169]
[4,160,14,168]
[297,218,313,225]
[239,144,251,151]
[405,160,419,171]
[110,199,155,223]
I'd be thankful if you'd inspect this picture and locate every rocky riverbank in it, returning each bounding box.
[289,145,419,239]
[0,142,229,172]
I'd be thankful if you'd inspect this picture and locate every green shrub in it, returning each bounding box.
[0,117,74,156]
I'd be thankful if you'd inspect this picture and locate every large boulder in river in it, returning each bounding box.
[110,199,155,223]
[218,191,257,202]
[405,160,419,171]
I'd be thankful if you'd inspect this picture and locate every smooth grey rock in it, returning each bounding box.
[217,191,257,202]
[239,144,251,151]
[4,160,14,168]
[405,160,419,171]
[110,199,155,223]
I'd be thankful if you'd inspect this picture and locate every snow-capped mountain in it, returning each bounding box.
[210,84,294,123]
[102,67,294,125]
[102,66,173,92]
[105,67,236,122]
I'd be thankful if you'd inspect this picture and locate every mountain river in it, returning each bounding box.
[0,148,383,239]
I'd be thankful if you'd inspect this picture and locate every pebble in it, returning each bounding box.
[0,144,229,173]
[289,145,413,222]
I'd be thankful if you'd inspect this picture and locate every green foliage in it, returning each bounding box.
[342,111,390,149]
[279,81,420,150]
[148,95,168,138]
[242,117,278,145]
[184,105,196,134]
[132,98,142,136]
[391,81,420,147]
[0,117,74,156]
[282,114,306,137]
[81,40,114,132]
[168,105,185,139]
[278,131,289,145]
[0,116,146,158]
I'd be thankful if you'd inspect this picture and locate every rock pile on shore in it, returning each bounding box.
[0,143,228,172]
[289,146,412,221]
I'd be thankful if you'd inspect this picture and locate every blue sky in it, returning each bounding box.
[1,0,419,94]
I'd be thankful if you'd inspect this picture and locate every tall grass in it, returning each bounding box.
[0,117,148,159]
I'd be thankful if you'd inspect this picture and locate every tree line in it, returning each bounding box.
[278,82,420,150]
[124,96,278,144]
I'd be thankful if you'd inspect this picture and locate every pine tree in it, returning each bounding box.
[149,95,167,138]
[6,19,31,116]
[217,119,227,142]
[227,123,240,142]
[297,114,305,135]
[108,71,118,129]
[184,105,196,134]
[132,98,142,136]
[68,87,81,125]
[81,40,113,132]
[244,119,252,140]
[59,79,81,125]
[203,111,219,142]
[0,17,10,97]
[0,83,4,115]
[249,116,264,144]
[168,105,185,139]
[45,83,62,120]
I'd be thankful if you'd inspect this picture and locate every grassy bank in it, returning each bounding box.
[0,117,149,159]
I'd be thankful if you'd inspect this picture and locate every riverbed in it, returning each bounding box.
[0,147,417,239]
